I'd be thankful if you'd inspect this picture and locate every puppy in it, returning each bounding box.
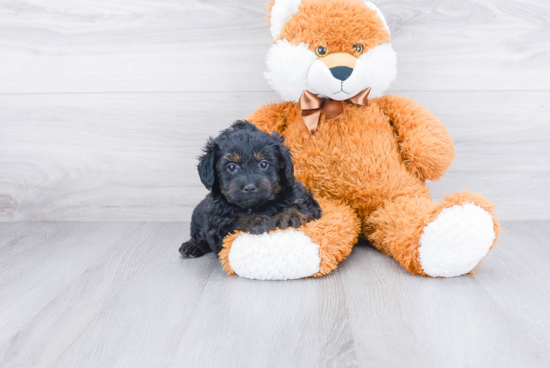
[179,120,321,258]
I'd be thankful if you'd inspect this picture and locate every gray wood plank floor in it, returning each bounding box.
[1,221,549,368]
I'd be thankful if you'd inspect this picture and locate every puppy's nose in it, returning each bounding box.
[243,183,257,192]
[330,66,353,81]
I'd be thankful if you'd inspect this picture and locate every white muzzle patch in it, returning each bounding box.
[307,60,370,101]
[265,41,397,102]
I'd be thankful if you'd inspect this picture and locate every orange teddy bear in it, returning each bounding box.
[219,0,500,280]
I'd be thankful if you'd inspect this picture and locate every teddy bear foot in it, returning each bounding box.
[226,229,321,280]
[417,203,496,277]
[219,197,361,280]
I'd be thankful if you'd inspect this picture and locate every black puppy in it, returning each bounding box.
[179,120,321,258]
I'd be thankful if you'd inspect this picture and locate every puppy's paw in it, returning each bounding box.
[249,225,271,235]
[179,240,211,258]
[287,213,304,229]
[310,203,322,221]
[276,211,306,230]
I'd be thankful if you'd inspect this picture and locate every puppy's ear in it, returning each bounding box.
[197,138,218,191]
[229,120,258,132]
[274,133,295,187]
[271,131,285,143]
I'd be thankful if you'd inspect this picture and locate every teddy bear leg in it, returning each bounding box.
[218,198,361,280]
[366,191,500,277]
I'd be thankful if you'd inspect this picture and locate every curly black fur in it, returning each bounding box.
[179,120,321,258]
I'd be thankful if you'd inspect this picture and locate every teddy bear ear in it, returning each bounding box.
[363,1,390,37]
[268,1,389,40]
[268,0,303,40]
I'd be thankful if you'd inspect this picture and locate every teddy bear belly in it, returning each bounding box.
[295,157,428,214]
[290,129,429,216]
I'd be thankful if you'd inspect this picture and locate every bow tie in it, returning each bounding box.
[299,87,371,134]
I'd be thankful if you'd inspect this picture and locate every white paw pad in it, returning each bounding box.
[228,229,321,280]
[418,203,496,277]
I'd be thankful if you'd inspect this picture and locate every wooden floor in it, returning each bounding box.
[0,222,548,367]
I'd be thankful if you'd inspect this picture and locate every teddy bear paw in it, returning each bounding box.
[227,229,321,280]
[418,203,496,277]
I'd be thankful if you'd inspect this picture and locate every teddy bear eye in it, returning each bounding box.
[227,164,237,173]
[259,161,269,169]
[316,46,328,57]
[353,44,363,54]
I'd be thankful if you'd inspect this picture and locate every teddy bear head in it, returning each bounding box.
[264,0,397,102]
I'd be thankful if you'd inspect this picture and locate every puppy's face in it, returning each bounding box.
[217,142,281,208]
[198,121,294,209]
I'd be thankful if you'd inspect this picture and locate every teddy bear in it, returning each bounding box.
[218,0,500,280]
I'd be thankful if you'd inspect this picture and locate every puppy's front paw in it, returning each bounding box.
[249,225,271,235]
[276,211,306,230]
[310,203,322,221]
[179,240,211,258]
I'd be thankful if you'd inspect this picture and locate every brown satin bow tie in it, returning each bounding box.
[299,87,371,134]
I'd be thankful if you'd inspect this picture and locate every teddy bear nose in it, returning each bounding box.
[330,66,353,81]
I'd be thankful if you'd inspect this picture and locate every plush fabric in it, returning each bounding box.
[220,197,361,277]
[226,229,321,280]
[269,0,303,39]
[265,0,396,101]
[264,40,318,102]
[220,0,500,279]
[367,191,500,276]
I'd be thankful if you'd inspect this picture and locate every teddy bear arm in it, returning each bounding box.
[247,102,291,134]
[378,95,455,181]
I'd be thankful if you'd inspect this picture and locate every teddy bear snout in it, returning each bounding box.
[320,52,357,82]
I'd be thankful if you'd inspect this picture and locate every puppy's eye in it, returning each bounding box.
[353,44,363,54]
[259,161,269,169]
[316,46,328,57]
[227,164,237,173]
